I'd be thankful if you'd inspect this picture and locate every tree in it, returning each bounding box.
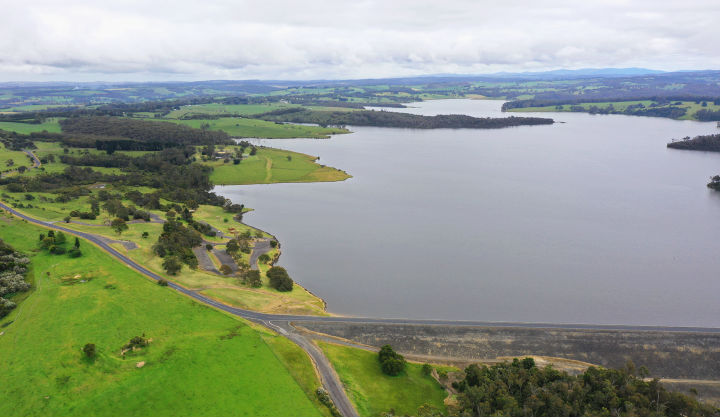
[158,279,169,286]
[162,256,182,275]
[254,230,263,239]
[83,343,96,357]
[5,159,13,167]
[111,218,129,235]
[41,237,55,249]
[382,357,405,376]
[206,243,213,251]
[142,232,149,238]
[245,270,262,287]
[379,345,405,376]
[270,240,278,248]
[225,239,239,254]
[63,216,71,223]
[165,210,176,220]
[258,253,271,264]
[266,266,293,291]
[421,363,433,376]
[54,231,66,244]
[17,166,26,173]
[250,147,257,155]
[219,264,233,275]
[186,199,199,210]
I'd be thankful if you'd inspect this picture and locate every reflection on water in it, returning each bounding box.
[218,100,720,327]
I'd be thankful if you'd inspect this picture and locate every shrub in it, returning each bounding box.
[270,240,278,248]
[63,216,71,223]
[52,246,66,255]
[158,279,169,286]
[223,218,229,222]
[421,363,433,376]
[68,247,82,258]
[83,343,96,357]
[378,345,405,376]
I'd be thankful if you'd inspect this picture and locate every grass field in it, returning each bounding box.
[317,342,452,417]
[0,119,62,134]
[0,143,32,171]
[0,214,326,417]
[166,103,304,118]
[157,117,350,139]
[205,147,351,185]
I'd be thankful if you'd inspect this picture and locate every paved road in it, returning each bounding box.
[4,201,720,416]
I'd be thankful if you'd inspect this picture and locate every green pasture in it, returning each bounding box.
[0,143,32,169]
[318,342,453,417]
[0,119,62,134]
[0,215,325,417]
[166,103,302,118]
[156,117,349,139]
[204,147,350,185]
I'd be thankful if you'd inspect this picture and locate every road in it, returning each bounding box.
[3,201,720,416]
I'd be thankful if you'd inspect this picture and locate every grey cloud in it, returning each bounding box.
[1,0,718,81]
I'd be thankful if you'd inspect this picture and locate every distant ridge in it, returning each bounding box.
[432,68,667,79]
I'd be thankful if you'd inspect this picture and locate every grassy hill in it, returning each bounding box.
[0,213,326,416]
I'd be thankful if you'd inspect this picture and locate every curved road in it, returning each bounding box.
[3,201,720,416]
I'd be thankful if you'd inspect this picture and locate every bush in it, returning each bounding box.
[83,343,96,357]
[63,216,71,223]
[421,363,433,376]
[266,266,293,291]
[269,240,278,248]
[378,344,405,376]
[158,279,169,286]
[52,246,66,255]
[68,247,82,258]
[223,218,228,222]
[245,270,262,287]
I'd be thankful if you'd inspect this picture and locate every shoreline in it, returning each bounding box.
[233,213,331,314]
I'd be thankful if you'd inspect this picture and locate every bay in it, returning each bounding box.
[217,99,720,327]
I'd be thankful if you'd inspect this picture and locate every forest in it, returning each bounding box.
[257,109,554,129]
[667,134,720,152]
[442,358,717,417]
[59,116,232,145]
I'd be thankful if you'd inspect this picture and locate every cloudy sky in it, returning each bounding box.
[1,0,718,81]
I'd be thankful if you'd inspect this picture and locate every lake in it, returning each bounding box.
[217,99,720,327]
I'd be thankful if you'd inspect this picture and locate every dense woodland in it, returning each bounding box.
[59,117,232,145]
[438,359,718,417]
[258,109,554,129]
[667,134,720,152]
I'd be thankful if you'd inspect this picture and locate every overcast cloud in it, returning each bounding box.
[1,0,718,81]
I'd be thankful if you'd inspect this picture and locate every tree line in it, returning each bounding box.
[258,109,554,129]
[59,116,232,146]
[437,358,717,417]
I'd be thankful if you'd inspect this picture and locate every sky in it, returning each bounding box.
[1,0,719,82]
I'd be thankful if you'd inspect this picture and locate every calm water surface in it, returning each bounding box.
[217,100,720,327]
